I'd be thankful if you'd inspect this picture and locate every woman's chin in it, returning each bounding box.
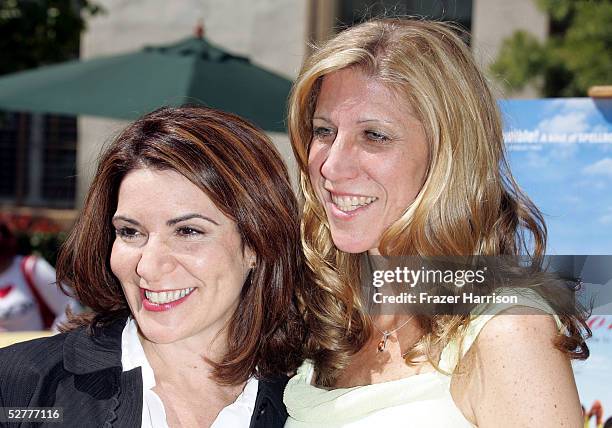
[133,315,184,344]
[139,326,183,345]
[331,233,377,254]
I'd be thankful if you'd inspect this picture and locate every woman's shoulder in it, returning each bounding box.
[465,305,564,370]
[0,320,138,426]
[0,331,71,404]
[441,288,565,369]
[445,287,568,379]
[0,320,125,399]
[450,305,582,427]
[0,330,68,371]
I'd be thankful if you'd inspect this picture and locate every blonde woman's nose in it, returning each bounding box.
[320,135,360,181]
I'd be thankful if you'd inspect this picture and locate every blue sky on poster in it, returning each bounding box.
[499,99,611,421]
[573,316,612,416]
[500,98,612,254]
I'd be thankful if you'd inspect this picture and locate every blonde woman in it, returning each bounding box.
[284,19,589,427]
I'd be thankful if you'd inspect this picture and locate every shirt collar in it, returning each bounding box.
[121,317,157,390]
[63,315,126,375]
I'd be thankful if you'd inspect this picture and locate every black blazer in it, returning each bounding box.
[0,318,289,427]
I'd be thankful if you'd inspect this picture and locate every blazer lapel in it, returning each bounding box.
[249,375,290,428]
[61,317,142,427]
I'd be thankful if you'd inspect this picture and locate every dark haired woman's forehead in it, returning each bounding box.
[114,168,227,227]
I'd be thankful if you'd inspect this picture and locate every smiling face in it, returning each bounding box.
[110,168,255,346]
[308,67,430,254]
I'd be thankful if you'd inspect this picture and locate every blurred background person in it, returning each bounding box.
[585,400,605,428]
[0,220,78,332]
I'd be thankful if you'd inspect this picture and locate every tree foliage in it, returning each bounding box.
[0,0,104,76]
[491,0,612,97]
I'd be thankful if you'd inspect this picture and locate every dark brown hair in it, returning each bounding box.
[57,106,306,384]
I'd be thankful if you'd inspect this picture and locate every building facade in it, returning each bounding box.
[2,0,548,218]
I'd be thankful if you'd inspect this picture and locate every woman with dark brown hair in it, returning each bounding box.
[0,106,305,428]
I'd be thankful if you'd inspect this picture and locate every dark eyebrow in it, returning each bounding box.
[166,214,219,226]
[112,214,219,227]
[112,215,140,226]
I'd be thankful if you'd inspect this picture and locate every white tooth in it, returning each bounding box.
[147,288,195,304]
[331,194,378,212]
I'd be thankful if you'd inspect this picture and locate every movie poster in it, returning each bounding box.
[502,98,612,427]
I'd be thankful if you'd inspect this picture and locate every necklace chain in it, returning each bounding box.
[365,256,414,356]
[372,316,413,353]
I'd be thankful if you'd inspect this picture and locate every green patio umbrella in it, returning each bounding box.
[0,36,292,132]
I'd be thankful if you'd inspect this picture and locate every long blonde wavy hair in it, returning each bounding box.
[289,19,589,386]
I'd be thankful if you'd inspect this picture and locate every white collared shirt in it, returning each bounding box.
[121,318,259,428]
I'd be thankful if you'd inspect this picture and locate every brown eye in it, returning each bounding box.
[175,226,205,238]
[115,227,142,241]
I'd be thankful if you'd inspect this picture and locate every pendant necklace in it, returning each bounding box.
[372,316,413,353]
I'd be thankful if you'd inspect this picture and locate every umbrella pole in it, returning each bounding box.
[15,113,28,206]
[26,114,44,206]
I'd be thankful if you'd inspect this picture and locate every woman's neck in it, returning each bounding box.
[138,329,225,388]
[332,316,432,388]
[138,331,247,427]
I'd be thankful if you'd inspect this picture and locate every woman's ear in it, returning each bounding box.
[245,247,257,270]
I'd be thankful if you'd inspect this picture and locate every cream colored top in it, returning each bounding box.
[284,289,563,427]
